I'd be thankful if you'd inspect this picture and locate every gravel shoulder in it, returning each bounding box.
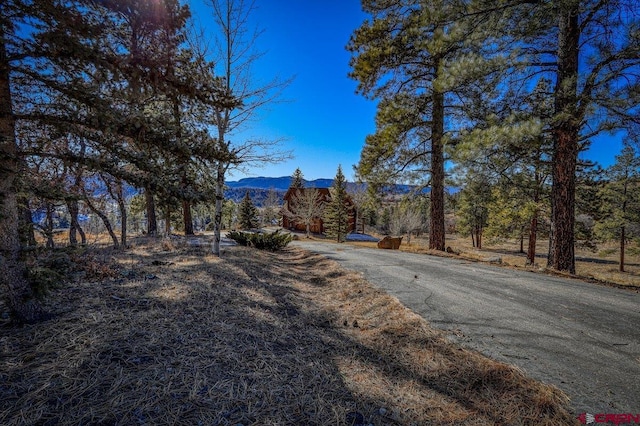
[293,239,640,414]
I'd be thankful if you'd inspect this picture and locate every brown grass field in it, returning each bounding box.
[1,235,579,425]
[349,233,640,290]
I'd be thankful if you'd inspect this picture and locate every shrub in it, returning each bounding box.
[227,230,250,246]
[25,249,74,299]
[249,230,294,251]
[228,230,293,251]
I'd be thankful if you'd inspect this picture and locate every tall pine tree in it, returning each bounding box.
[595,141,640,272]
[348,0,505,252]
[1,2,45,322]
[323,165,351,243]
[469,0,640,273]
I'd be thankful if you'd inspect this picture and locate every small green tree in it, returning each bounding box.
[290,168,305,189]
[486,182,540,256]
[594,141,640,272]
[323,165,351,242]
[222,199,237,230]
[238,192,258,230]
[457,173,493,249]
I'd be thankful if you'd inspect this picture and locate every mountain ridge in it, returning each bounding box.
[226,176,334,191]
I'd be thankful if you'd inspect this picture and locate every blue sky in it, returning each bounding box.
[189,1,623,181]
[190,0,377,181]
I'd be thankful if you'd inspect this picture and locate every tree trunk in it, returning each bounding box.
[519,233,524,254]
[45,202,55,249]
[67,199,82,246]
[620,226,625,273]
[527,210,539,266]
[0,31,45,323]
[182,199,194,235]
[18,195,37,247]
[165,204,171,236]
[547,216,554,267]
[549,5,580,274]
[115,182,126,247]
[67,200,77,245]
[471,231,476,248]
[145,188,157,235]
[83,195,119,248]
[212,163,225,257]
[101,175,125,247]
[429,72,446,251]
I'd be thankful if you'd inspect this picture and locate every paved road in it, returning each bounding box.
[292,240,640,414]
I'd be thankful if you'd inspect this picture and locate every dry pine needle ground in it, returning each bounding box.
[1,237,578,425]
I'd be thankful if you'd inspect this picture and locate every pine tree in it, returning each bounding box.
[470,0,639,273]
[348,0,502,252]
[290,168,305,189]
[595,141,640,272]
[323,165,351,242]
[0,0,47,323]
[456,78,554,264]
[456,171,493,249]
[238,192,258,230]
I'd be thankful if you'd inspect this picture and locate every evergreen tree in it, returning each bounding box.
[290,167,305,189]
[323,165,351,242]
[456,171,493,249]
[221,199,237,230]
[238,192,258,230]
[1,0,46,323]
[595,141,640,272]
[471,0,639,273]
[457,79,554,264]
[486,182,537,255]
[348,0,504,252]
[575,164,605,247]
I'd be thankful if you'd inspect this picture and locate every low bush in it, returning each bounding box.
[25,248,74,299]
[227,230,250,246]
[227,230,293,251]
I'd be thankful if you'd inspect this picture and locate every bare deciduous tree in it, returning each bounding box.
[288,188,325,238]
[203,0,292,256]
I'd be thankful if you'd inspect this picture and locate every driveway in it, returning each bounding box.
[292,240,640,414]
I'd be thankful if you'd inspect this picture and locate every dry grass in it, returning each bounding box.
[370,234,640,289]
[1,236,577,425]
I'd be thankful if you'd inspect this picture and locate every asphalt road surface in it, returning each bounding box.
[292,240,640,415]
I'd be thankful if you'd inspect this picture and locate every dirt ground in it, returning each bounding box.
[0,236,578,425]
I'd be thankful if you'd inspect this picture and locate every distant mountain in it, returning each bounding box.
[226,176,336,191]
[224,177,345,206]
[226,176,293,191]
[224,188,284,206]
[224,176,458,206]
